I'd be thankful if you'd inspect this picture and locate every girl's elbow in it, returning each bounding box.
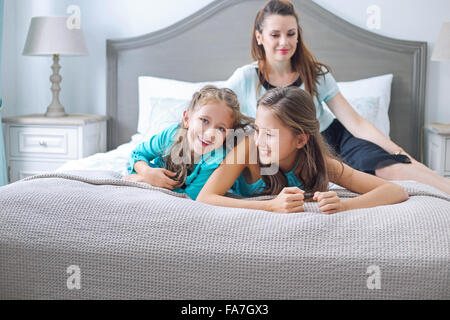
[400,187,409,202]
[196,192,213,204]
[390,183,409,203]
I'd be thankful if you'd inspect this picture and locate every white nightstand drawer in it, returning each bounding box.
[9,126,78,159]
[9,160,67,181]
[3,113,108,183]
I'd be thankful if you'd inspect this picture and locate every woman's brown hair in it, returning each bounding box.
[256,86,340,195]
[251,0,331,98]
[164,85,254,186]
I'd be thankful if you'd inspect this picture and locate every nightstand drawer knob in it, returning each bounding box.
[39,140,48,147]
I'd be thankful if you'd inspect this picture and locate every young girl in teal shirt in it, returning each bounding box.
[197,87,408,214]
[124,85,253,200]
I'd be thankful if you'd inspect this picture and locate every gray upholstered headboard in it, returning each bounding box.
[106,0,427,159]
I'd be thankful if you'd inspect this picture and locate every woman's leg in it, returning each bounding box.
[322,120,450,195]
[375,161,450,195]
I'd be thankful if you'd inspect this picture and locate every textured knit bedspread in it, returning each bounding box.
[0,171,449,299]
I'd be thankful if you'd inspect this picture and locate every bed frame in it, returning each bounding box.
[106,0,427,160]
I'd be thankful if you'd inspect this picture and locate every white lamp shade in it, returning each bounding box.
[23,16,88,56]
[432,21,450,61]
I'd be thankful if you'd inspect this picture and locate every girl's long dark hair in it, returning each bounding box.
[257,86,340,195]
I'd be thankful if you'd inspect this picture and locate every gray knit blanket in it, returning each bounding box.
[0,171,449,299]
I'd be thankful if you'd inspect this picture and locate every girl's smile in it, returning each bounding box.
[198,135,213,148]
[184,101,234,157]
[255,105,307,172]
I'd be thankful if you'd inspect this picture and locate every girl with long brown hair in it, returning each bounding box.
[224,0,450,195]
[197,87,408,214]
[124,85,253,200]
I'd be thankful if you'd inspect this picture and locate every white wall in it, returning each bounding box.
[2,0,450,124]
[1,0,214,118]
[313,0,450,127]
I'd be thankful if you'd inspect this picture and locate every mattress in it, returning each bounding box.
[0,170,448,299]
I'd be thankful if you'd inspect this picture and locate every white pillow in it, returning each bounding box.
[138,76,226,135]
[144,97,188,139]
[336,74,393,137]
[348,96,380,127]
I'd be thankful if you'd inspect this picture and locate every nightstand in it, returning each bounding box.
[424,122,450,177]
[2,114,108,183]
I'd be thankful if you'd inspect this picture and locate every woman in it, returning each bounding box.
[224,0,450,195]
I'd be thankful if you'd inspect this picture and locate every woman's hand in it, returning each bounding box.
[269,187,305,213]
[124,167,180,190]
[313,191,344,214]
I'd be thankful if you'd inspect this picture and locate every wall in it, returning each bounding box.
[313,0,450,127]
[1,0,214,118]
[1,0,449,125]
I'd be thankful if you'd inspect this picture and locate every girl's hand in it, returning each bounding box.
[269,187,305,213]
[313,191,344,214]
[125,168,181,190]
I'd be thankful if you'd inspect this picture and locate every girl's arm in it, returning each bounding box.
[127,124,178,174]
[325,158,409,212]
[326,93,410,157]
[197,136,305,213]
[197,136,266,210]
[125,124,180,189]
[127,161,179,190]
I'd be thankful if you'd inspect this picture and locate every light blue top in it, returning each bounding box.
[224,62,340,132]
[232,154,304,197]
[127,123,226,200]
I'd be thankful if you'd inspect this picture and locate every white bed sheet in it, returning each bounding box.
[56,133,146,177]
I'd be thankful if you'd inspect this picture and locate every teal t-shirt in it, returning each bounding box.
[224,62,340,132]
[128,123,226,200]
[231,154,304,197]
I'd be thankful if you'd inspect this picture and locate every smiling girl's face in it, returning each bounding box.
[254,104,306,170]
[255,14,299,64]
[183,101,235,156]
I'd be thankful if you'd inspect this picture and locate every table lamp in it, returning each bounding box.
[432,21,450,61]
[23,16,88,117]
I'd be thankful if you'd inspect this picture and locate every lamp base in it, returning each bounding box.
[45,54,68,118]
[45,105,68,117]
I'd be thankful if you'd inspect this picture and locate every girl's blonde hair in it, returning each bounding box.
[165,85,254,186]
[256,86,341,195]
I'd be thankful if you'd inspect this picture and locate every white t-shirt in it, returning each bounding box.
[224,62,340,132]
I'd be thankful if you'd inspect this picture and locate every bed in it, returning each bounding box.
[0,0,449,300]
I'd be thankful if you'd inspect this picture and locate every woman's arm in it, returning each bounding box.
[326,93,409,156]
[327,158,409,211]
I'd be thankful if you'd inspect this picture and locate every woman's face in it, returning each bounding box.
[254,105,303,166]
[183,101,234,156]
[255,14,299,64]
